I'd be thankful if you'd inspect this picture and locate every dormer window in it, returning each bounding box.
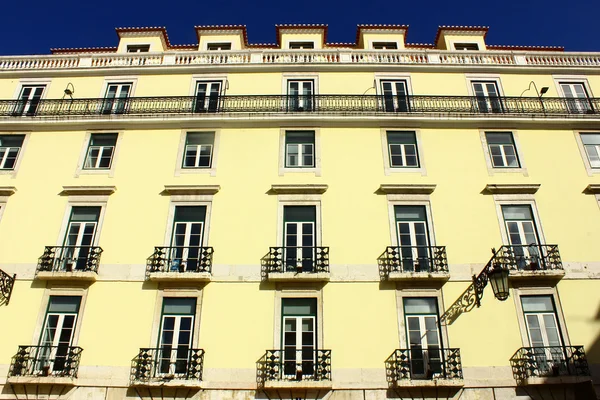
[289,42,315,50]
[207,42,232,51]
[127,45,150,53]
[454,43,479,51]
[372,42,398,50]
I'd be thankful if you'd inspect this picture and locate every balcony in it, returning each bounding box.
[130,347,204,387]
[1,95,599,122]
[510,346,591,385]
[36,246,103,282]
[8,345,83,385]
[379,246,449,283]
[264,246,330,282]
[385,348,463,388]
[492,244,564,282]
[146,246,213,283]
[257,349,332,390]
[0,268,16,305]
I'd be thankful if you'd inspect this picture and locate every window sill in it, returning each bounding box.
[279,167,321,176]
[75,168,114,178]
[175,167,216,177]
[384,167,426,176]
[488,167,528,176]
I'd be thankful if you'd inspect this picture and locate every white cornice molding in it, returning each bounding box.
[0,186,17,197]
[163,185,220,196]
[484,184,540,194]
[270,184,328,194]
[61,185,116,196]
[378,184,436,195]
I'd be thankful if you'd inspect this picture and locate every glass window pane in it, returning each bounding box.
[162,298,196,315]
[502,205,533,221]
[486,132,512,144]
[284,206,316,223]
[90,133,117,146]
[48,296,81,313]
[286,131,315,144]
[186,132,215,145]
[522,296,555,313]
[404,298,438,314]
[282,298,317,316]
[71,206,101,222]
[174,206,206,223]
[395,206,427,222]
[387,131,416,145]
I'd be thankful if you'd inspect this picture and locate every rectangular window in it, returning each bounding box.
[403,298,442,378]
[381,80,409,112]
[472,81,502,113]
[170,206,207,272]
[157,297,196,376]
[373,42,398,50]
[454,43,479,51]
[61,206,101,271]
[207,42,232,51]
[560,82,592,114]
[283,206,316,272]
[282,298,317,378]
[0,135,25,170]
[289,42,315,49]
[83,133,117,170]
[183,132,215,169]
[287,80,314,111]
[285,131,315,168]
[13,85,45,116]
[127,45,150,53]
[502,205,542,270]
[486,132,520,168]
[102,83,131,114]
[394,206,430,272]
[580,133,600,168]
[38,296,81,373]
[387,131,419,168]
[193,81,222,113]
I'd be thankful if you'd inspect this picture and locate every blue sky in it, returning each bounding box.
[0,0,596,55]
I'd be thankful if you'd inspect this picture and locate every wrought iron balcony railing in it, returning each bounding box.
[385,348,463,385]
[131,347,205,382]
[492,244,562,272]
[510,346,590,382]
[37,246,103,274]
[266,246,330,274]
[147,246,214,275]
[257,349,332,385]
[1,95,599,119]
[9,345,83,378]
[380,246,448,278]
[0,268,16,305]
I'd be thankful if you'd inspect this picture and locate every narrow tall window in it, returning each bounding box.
[472,81,502,113]
[13,85,45,116]
[381,80,409,112]
[170,206,206,272]
[61,207,101,271]
[287,80,314,111]
[387,131,419,168]
[38,296,81,374]
[283,206,316,272]
[157,298,196,377]
[404,298,442,378]
[394,206,430,272]
[0,135,25,170]
[84,133,117,170]
[486,132,520,168]
[282,298,317,378]
[193,81,222,113]
[502,205,541,269]
[102,83,131,114]
[580,133,600,168]
[560,82,592,114]
[183,132,215,168]
[285,131,315,168]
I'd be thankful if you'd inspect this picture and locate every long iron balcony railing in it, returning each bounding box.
[380,245,448,278]
[266,246,330,274]
[257,349,332,385]
[0,268,16,305]
[492,244,562,272]
[510,346,590,382]
[1,95,599,119]
[385,348,463,385]
[131,347,205,382]
[9,345,83,378]
[37,245,103,274]
[147,246,214,275]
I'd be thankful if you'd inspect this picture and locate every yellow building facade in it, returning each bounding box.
[0,24,599,400]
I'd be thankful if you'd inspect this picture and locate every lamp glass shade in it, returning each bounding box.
[488,264,510,301]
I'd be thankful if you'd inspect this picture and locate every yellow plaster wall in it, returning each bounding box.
[198,34,243,51]
[117,36,166,53]
[361,33,406,49]
[280,33,324,49]
[441,34,487,51]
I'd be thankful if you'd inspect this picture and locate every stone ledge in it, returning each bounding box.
[6,375,77,385]
[130,379,203,388]
[519,375,592,386]
[267,272,330,282]
[147,272,212,283]
[392,378,464,388]
[263,380,332,390]
[36,271,97,282]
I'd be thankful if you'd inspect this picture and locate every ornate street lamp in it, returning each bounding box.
[487,262,510,301]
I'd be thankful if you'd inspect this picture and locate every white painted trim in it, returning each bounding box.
[149,288,204,348]
[465,74,505,97]
[74,130,123,178]
[56,200,108,247]
[380,129,427,176]
[12,79,52,100]
[188,75,229,96]
[174,129,220,177]
[552,75,594,98]
[278,127,321,176]
[284,40,317,50]
[0,131,30,177]
[573,130,600,176]
[368,40,401,50]
[276,196,322,247]
[479,129,528,176]
[273,288,324,349]
[492,196,547,245]
[282,73,320,96]
[395,289,448,349]
[374,73,413,96]
[99,77,139,98]
[204,41,233,51]
[386,198,436,247]
[162,200,214,247]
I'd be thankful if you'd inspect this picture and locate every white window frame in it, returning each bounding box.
[380,129,426,176]
[282,73,319,95]
[273,289,324,350]
[452,42,480,51]
[126,44,151,53]
[12,79,52,100]
[174,130,220,177]
[205,42,233,51]
[370,41,400,50]
[553,76,594,114]
[75,131,123,177]
[465,74,505,96]
[492,195,547,246]
[0,132,30,177]
[99,77,138,99]
[276,197,322,248]
[480,130,528,176]
[188,74,228,96]
[386,196,437,248]
[285,41,316,50]
[56,201,108,248]
[163,200,213,248]
[149,289,203,349]
[395,289,448,350]
[279,128,321,176]
[574,130,600,176]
